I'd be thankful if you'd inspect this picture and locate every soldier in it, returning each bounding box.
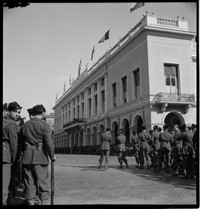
[138,125,151,169]
[131,130,140,168]
[117,130,129,169]
[158,125,172,173]
[151,125,161,172]
[3,101,22,205]
[19,104,54,205]
[98,128,112,170]
[181,124,195,178]
[172,124,182,176]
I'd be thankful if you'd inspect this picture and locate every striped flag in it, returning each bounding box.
[98,30,110,44]
[91,45,95,60]
[130,2,144,13]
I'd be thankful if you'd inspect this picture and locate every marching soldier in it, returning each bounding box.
[117,130,129,169]
[98,128,112,170]
[3,101,22,205]
[19,104,54,205]
[131,130,140,168]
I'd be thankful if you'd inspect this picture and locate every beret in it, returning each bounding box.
[8,101,22,111]
[32,104,46,114]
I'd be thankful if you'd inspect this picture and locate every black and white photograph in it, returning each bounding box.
[3,1,198,206]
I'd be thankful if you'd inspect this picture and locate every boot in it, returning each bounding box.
[125,162,129,168]
[98,162,102,169]
[119,163,123,169]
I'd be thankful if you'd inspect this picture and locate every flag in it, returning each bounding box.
[91,45,95,60]
[98,30,110,44]
[130,2,144,13]
[78,59,81,77]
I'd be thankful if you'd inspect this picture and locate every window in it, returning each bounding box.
[133,69,140,99]
[73,108,75,118]
[101,77,105,87]
[112,83,117,107]
[82,103,84,118]
[94,83,97,91]
[94,95,98,116]
[88,87,91,95]
[88,99,91,118]
[77,106,79,119]
[101,90,105,113]
[77,96,79,103]
[164,64,178,93]
[122,76,127,103]
[81,92,84,100]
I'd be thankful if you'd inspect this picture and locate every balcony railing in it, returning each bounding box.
[63,118,86,128]
[153,92,195,103]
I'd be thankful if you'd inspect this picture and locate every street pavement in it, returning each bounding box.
[9,154,197,206]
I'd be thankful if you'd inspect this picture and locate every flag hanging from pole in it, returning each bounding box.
[130,2,144,13]
[78,59,82,77]
[98,30,110,44]
[91,45,95,60]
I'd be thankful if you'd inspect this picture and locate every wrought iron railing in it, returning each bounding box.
[153,92,195,103]
[63,118,86,128]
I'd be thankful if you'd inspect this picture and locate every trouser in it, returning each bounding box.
[118,151,128,165]
[182,155,195,177]
[153,151,159,171]
[99,150,110,164]
[158,147,171,172]
[173,149,182,174]
[3,163,11,205]
[139,148,150,167]
[22,164,50,201]
[134,150,140,165]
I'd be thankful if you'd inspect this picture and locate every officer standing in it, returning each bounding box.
[98,128,112,170]
[117,130,129,169]
[3,101,22,205]
[19,104,54,205]
[131,130,140,168]
[138,125,151,169]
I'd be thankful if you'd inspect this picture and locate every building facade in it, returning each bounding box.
[53,13,196,151]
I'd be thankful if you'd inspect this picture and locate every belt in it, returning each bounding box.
[25,142,43,151]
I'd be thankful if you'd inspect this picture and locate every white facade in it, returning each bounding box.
[53,13,196,150]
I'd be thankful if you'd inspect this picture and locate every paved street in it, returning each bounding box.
[10,154,197,205]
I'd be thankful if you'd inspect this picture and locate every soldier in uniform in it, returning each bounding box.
[3,101,22,205]
[158,125,172,173]
[138,125,151,169]
[117,130,129,169]
[151,125,161,172]
[131,130,140,168]
[19,104,54,205]
[98,128,112,170]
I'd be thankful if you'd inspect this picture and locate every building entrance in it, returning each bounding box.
[122,118,130,146]
[111,121,118,145]
[164,112,185,127]
[133,115,144,134]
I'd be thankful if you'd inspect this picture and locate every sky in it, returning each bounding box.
[3,2,197,119]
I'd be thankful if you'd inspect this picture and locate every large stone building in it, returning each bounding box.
[53,13,196,150]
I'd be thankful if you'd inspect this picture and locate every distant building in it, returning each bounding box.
[45,113,54,138]
[53,13,196,151]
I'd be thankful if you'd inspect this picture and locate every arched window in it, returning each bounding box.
[166,77,170,86]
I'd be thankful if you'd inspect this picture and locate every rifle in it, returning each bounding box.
[51,158,55,205]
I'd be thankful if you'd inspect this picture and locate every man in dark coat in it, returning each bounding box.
[131,130,140,167]
[3,101,22,205]
[98,128,112,170]
[19,104,54,205]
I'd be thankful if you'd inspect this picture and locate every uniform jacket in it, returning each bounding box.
[131,135,140,151]
[152,131,160,151]
[3,118,18,163]
[100,132,111,151]
[159,131,172,151]
[138,131,150,150]
[173,131,182,152]
[117,134,126,152]
[19,117,54,165]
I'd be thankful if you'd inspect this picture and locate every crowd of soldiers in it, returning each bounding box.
[131,124,197,178]
[3,102,55,205]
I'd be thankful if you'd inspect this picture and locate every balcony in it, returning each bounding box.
[153,92,195,113]
[63,118,86,130]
